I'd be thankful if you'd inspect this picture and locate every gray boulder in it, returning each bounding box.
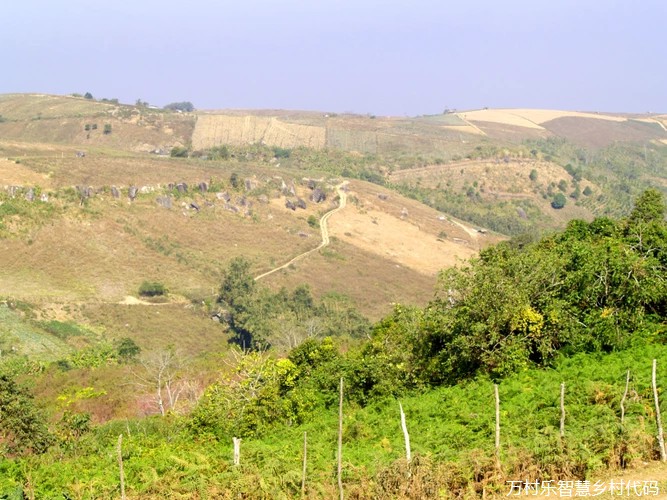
[310,188,326,203]
[156,196,172,209]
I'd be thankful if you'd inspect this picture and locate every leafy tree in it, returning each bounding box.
[218,257,259,348]
[219,257,256,308]
[83,92,93,100]
[583,186,593,196]
[529,169,538,181]
[371,190,667,385]
[627,188,666,225]
[551,192,567,209]
[0,375,52,456]
[115,337,141,362]
[164,101,195,112]
[190,350,311,438]
[103,124,112,135]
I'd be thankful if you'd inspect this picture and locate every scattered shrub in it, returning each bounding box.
[170,146,189,158]
[551,192,567,209]
[138,281,167,297]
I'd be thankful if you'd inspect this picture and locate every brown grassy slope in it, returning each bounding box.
[457,109,667,148]
[191,111,487,157]
[0,94,195,152]
[328,180,496,272]
[0,194,318,302]
[461,120,551,142]
[0,142,491,321]
[259,237,439,321]
[0,93,115,120]
[258,179,494,320]
[192,114,326,149]
[540,116,667,148]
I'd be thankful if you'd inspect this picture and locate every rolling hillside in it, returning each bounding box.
[1,92,666,354]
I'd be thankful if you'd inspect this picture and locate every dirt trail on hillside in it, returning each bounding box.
[254,182,348,281]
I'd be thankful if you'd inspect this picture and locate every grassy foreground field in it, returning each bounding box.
[3,343,667,498]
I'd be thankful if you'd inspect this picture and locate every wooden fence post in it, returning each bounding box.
[338,377,344,500]
[494,384,500,463]
[233,437,242,466]
[560,382,566,439]
[117,434,126,500]
[302,431,307,497]
[621,370,630,425]
[399,402,411,464]
[652,360,666,462]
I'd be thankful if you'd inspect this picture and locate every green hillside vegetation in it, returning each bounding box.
[0,190,665,497]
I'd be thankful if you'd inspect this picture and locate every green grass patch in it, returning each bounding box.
[4,343,667,497]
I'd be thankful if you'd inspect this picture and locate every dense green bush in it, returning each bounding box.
[170,146,189,158]
[163,101,195,112]
[551,192,567,209]
[0,375,52,456]
[138,281,167,297]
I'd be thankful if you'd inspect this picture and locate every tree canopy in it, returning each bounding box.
[163,102,195,112]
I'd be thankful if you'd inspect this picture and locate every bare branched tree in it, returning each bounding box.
[133,349,196,416]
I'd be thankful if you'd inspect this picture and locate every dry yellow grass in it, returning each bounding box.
[2,143,479,319]
[0,93,115,120]
[328,181,488,276]
[192,114,326,149]
[457,109,628,130]
[259,238,439,320]
[0,157,51,186]
[441,124,486,135]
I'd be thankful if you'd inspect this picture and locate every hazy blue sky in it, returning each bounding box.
[2,0,665,115]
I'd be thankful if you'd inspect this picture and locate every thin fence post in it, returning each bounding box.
[399,402,412,464]
[302,431,307,497]
[652,360,666,462]
[494,384,500,463]
[117,434,126,500]
[338,377,344,500]
[621,370,630,425]
[233,437,241,466]
[560,382,566,439]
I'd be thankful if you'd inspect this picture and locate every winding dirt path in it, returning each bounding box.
[254,182,348,281]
